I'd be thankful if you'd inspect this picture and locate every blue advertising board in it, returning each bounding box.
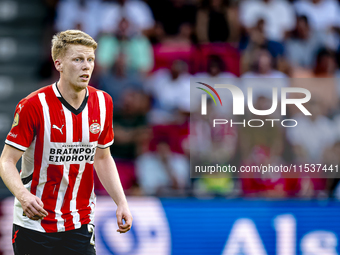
[161,199,340,255]
[1,197,340,255]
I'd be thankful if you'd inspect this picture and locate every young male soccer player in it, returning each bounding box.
[0,30,132,255]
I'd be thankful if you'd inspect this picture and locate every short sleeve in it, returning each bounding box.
[97,93,114,149]
[5,99,36,151]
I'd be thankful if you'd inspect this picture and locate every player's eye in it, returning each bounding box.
[75,58,80,62]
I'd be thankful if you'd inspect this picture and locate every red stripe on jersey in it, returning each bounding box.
[31,101,44,196]
[76,163,93,225]
[72,112,82,142]
[61,164,80,231]
[88,96,101,143]
[41,165,64,233]
[49,99,66,143]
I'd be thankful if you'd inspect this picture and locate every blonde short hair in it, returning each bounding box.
[51,30,97,61]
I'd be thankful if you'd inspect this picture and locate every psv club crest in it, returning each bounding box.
[12,113,19,128]
[90,122,101,134]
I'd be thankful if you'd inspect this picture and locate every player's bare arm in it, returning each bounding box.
[93,147,133,233]
[0,145,48,220]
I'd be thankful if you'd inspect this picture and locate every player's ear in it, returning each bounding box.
[54,59,63,72]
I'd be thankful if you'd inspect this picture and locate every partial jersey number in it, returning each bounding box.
[87,224,95,246]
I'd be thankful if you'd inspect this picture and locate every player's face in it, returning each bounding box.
[59,45,95,91]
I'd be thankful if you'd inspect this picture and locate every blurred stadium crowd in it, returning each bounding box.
[35,0,340,199]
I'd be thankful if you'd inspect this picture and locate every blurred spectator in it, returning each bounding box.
[240,18,285,58]
[101,0,155,35]
[190,99,238,164]
[146,60,191,124]
[239,128,326,198]
[239,0,296,42]
[151,38,197,72]
[240,18,286,74]
[312,48,337,77]
[150,20,197,72]
[136,139,189,196]
[194,176,236,197]
[194,43,240,76]
[333,115,340,142]
[294,0,338,31]
[240,146,300,198]
[286,100,336,163]
[196,0,230,43]
[150,11,197,73]
[238,98,284,162]
[323,141,340,198]
[285,15,324,69]
[55,0,102,38]
[97,18,154,72]
[195,55,236,78]
[242,48,287,78]
[241,144,301,198]
[95,88,150,194]
[148,0,196,37]
[97,53,144,107]
[294,0,339,49]
[150,121,190,156]
[110,89,149,160]
[291,49,338,115]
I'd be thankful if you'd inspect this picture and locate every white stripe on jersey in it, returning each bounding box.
[69,104,90,228]
[55,164,70,232]
[71,161,86,229]
[97,91,106,133]
[54,107,73,231]
[36,93,50,201]
[82,104,90,143]
[21,136,37,181]
[20,92,52,233]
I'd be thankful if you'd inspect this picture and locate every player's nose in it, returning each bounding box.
[82,60,91,70]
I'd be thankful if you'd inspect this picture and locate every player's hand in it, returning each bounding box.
[116,204,133,233]
[18,191,48,221]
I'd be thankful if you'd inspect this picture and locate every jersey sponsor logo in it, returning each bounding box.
[52,124,64,135]
[90,123,100,134]
[49,144,96,163]
[12,113,19,128]
[8,132,17,138]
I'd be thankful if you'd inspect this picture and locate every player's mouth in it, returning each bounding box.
[80,74,90,81]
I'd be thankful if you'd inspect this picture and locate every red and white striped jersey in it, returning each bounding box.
[5,82,114,233]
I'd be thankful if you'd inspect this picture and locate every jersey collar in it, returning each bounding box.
[52,82,89,115]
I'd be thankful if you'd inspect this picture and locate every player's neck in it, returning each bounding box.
[57,80,86,110]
